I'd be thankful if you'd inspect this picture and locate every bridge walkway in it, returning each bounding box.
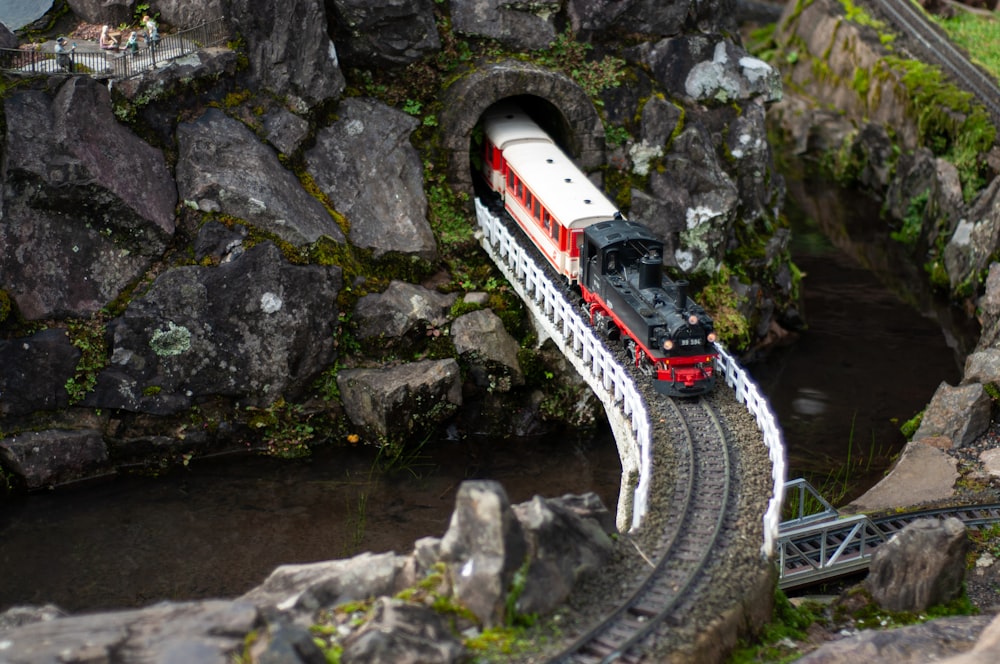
[0,18,227,80]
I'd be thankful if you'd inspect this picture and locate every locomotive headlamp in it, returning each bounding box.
[707,332,717,343]
[663,339,674,350]
[688,314,699,325]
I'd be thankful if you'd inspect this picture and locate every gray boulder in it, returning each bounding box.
[913,382,993,449]
[962,349,1000,386]
[945,177,1000,296]
[977,262,1000,351]
[353,281,458,341]
[568,0,740,35]
[639,95,683,149]
[567,0,689,34]
[438,480,528,627]
[0,329,80,418]
[684,40,782,104]
[305,98,436,260]
[330,0,441,69]
[88,242,342,413]
[796,615,995,664]
[865,517,969,613]
[1,78,176,320]
[451,0,558,50]
[261,107,311,157]
[243,552,413,616]
[227,0,345,109]
[632,34,780,104]
[511,493,615,616]
[0,1,51,31]
[0,429,109,489]
[336,359,462,443]
[451,309,524,389]
[341,597,466,664]
[0,600,257,664]
[256,624,329,664]
[176,108,346,246]
[647,124,738,275]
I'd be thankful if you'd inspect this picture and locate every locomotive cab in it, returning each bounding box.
[579,218,717,396]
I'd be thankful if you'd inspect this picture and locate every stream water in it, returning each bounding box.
[0,171,981,615]
[747,169,979,502]
[0,429,621,613]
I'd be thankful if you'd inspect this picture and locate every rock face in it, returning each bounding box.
[176,108,346,246]
[337,359,463,444]
[89,242,343,414]
[304,98,436,260]
[796,615,996,664]
[1,77,176,320]
[769,0,1000,301]
[330,0,441,68]
[865,517,969,613]
[0,0,787,509]
[227,0,346,109]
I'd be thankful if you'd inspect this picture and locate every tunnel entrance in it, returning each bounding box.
[438,60,608,201]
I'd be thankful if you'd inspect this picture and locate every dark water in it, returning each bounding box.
[747,172,979,502]
[0,429,621,613]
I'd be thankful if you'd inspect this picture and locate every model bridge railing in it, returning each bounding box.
[0,18,228,80]
[777,477,888,590]
[474,198,786,556]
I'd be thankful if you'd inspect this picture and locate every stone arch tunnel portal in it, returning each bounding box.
[438,60,608,199]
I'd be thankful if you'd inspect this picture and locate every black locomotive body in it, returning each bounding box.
[481,101,718,397]
[578,218,717,396]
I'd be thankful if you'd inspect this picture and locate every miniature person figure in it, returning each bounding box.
[125,31,138,56]
[142,15,159,50]
[99,25,118,50]
[54,36,75,71]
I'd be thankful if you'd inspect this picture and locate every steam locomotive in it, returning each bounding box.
[481,103,717,396]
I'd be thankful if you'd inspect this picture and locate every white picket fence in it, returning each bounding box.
[474,198,786,556]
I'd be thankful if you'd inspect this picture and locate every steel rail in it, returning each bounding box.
[873,0,1000,125]
[551,397,733,663]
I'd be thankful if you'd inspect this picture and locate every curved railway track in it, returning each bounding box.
[478,186,750,660]
[550,397,734,663]
[870,0,1000,126]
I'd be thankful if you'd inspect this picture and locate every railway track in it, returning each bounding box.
[477,189,752,660]
[869,0,1000,125]
[550,397,734,663]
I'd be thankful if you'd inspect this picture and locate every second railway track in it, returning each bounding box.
[868,0,1000,126]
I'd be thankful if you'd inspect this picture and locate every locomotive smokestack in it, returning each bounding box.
[639,252,662,290]
[676,280,688,308]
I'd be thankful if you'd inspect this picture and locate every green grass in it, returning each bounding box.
[934,12,1000,79]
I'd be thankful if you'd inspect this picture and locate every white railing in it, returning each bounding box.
[474,198,786,556]
[714,345,787,557]
[475,199,651,532]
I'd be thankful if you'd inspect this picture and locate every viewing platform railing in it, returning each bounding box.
[0,18,228,80]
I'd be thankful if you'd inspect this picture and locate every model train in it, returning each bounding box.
[481,103,717,396]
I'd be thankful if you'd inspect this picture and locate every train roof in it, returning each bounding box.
[502,142,620,228]
[584,218,663,248]
[482,105,553,150]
